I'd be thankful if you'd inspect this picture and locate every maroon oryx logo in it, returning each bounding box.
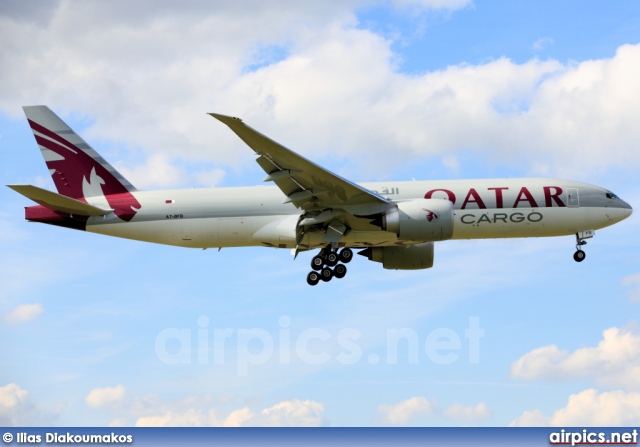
[422,208,438,222]
[27,118,141,222]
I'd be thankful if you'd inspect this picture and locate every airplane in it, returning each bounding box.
[8,106,633,286]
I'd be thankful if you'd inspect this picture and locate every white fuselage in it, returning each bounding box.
[85,178,632,250]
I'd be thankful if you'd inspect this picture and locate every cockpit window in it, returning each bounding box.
[606,192,620,200]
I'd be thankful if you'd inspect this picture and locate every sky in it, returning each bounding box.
[1,0,640,427]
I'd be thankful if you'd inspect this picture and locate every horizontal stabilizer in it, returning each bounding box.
[7,185,114,216]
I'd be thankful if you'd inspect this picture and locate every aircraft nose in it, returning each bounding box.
[623,200,633,217]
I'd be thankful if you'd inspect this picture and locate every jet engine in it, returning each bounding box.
[375,198,454,242]
[359,242,434,270]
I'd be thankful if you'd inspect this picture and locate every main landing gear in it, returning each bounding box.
[573,233,587,262]
[306,246,353,286]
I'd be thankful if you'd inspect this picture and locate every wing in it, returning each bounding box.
[210,114,389,212]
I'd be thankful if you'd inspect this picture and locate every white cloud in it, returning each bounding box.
[0,383,30,426]
[375,396,435,425]
[85,384,127,409]
[532,37,554,52]
[442,402,491,422]
[623,273,640,302]
[252,399,327,427]
[135,409,220,427]
[134,399,327,427]
[395,0,471,7]
[222,407,254,427]
[510,326,640,389]
[552,389,640,426]
[0,383,54,426]
[2,1,640,186]
[116,154,187,189]
[375,396,491,425]
[115,154,227,189]
[510,389,640,426]
[3,303,44,324]
[510,344,569,380]
[0,383,29,411]
[83,387,327,427]
[509,409,550,427]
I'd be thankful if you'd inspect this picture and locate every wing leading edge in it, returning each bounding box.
[209,114,389,213]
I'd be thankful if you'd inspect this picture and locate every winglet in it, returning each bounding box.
[208,113,243,125]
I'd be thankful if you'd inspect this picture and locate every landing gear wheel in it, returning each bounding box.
[311,255,325,271]
[307,271,320,286]
[320,267,333,282]
[326,252,339,267]
[573,250,586,262]
[339,248,353,264]
[334,264,347,279]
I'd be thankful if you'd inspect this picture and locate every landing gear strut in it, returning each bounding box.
[306,246,353,286]
[573,233,587,262]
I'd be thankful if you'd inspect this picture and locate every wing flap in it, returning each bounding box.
[8,184,114,216]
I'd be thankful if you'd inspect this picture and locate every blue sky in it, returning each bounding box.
[1,0,640,427]
[361,1,640,72]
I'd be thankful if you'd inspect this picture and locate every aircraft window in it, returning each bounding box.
[606,192,620,200]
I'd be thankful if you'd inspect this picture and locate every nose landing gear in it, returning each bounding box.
[573,232,592,262]
[573,248,586,262]
[306,246,353,285]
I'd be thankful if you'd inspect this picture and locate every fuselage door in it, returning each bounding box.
[567,188,579,208]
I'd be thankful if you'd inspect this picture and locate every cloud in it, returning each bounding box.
[532,37,554,52]
[115,154,226,189]
[0,1,60,25]
[2,1,640,186]
[392,0,472,12]
[85,384,127,409]
[222,407,254,427]
[396,0,471,7]
[509,409,550,427]
[0,383,29,411]
[135,409,220,427]
[510,389,640,426]
[116,154,189,189]
[623,273,640,302]
[252,399,327,427]
[0,383,31,426]
[510,325,640,389]
[3,303,44,324]
[375,397,434,425]
[442,402,491,422]
[375,396,491,425]
[82,386,327,427]
[134,399,327,427]
[0,383,54,426]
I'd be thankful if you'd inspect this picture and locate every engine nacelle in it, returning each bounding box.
[382,199,454,242]
[360,242,434,270]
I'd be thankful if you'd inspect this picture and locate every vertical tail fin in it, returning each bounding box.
[23,106,141,221]
[23,106,137,199]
